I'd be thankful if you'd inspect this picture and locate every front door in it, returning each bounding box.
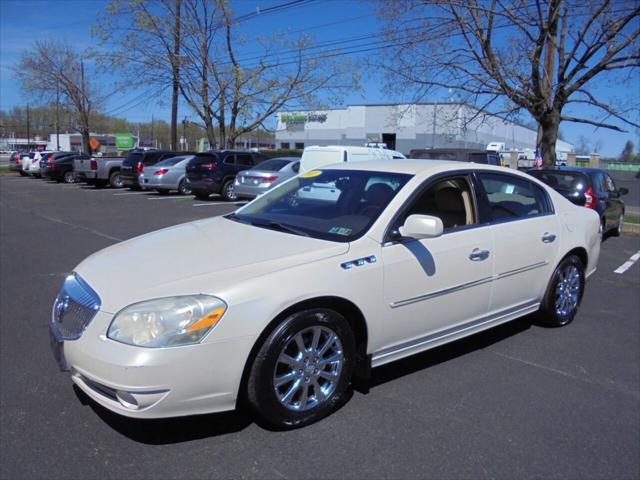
[379,174,494,354]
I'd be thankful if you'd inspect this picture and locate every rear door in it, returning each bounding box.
[476,172,559,314]
[186,153,218,180]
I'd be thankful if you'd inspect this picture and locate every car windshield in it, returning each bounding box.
[230,169,412,242]
[251,158,294,171]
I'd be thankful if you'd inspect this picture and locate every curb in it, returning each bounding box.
[623,222,640,236]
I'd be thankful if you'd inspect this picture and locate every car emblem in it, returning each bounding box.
[54,295,70,323]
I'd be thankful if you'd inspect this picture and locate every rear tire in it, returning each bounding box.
[246,308,355,429]
[19,170,28,177]
[536,255,585,327]
[109,171,123,189]
[63,171,75,183]
[221,179,238,201]
[178,179,191,196]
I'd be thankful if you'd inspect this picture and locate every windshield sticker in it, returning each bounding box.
[300,170,322,178]
[329,227,352,236]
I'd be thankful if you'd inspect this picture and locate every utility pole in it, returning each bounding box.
[171,0,183,151]
[26,104,30,151]
[55,80,60,151]
[151,114,155,148]
[431,103,437,149]
[182,117,187,151]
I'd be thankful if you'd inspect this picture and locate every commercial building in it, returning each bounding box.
[276,103,573,157]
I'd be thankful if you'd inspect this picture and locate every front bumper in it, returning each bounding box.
[50,310,253,418]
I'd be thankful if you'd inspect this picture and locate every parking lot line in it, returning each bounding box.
[113,191,152,196]
[191,202,230,206]
[147,196,185,200]
[614,250,640,274]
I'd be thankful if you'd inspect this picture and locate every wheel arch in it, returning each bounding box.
[237,296,370,407]
[563,246,588,269]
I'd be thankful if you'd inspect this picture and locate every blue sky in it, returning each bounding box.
[1,0,638,156]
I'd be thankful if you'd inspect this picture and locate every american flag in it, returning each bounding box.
[534,148,543,168]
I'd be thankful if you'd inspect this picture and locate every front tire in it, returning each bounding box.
[246,309,355,429]
[109,171,123,188]
[537,255,585,327]
[178,178,191,196]
[63,171,75,183]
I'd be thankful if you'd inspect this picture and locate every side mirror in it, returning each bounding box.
[399,214,443,239]
[618,187,629,196]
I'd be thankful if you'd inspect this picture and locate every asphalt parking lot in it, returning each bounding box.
[1,174,639,480]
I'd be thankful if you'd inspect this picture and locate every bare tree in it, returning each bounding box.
[576,135,591,154]
[619,140,634,162]
[17,41,99,154]
[377,0,640,167]
[95,0,183,150]
[177,0,359,148]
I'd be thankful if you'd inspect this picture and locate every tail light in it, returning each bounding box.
[90,159,98,170]
[199,163,217,170]
[136,162,144,173]
[262,175,278,182]
[584,187,597,209]
[153,169,169,175]
[46,154,53,162]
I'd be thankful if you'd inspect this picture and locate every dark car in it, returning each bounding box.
[44,154,90,183]
[185,150,269,201]
[528,167,628,237]
[408,148,501,166]
[120,149,187,189]
[40,152,75,178]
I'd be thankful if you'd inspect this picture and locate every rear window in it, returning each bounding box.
[252,159,292,171]
[124,152,143,165]
[156,155,190,167]
[410,150,460,161]
[529,171,589,191]
[190,154,218,165]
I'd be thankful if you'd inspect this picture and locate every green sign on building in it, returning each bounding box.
[115,133,134,149]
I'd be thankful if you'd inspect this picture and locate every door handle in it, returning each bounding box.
[469,248,490,261]
[542,232,556,243]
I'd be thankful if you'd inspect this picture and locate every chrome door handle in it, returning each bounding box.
[469,248,490,261]
[542,232,556,243]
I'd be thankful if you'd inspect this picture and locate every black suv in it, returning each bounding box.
[121,149,184,189]
[528,167,628,237]
[185,150,268,201]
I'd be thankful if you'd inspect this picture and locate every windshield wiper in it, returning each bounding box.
[251,219,310,237]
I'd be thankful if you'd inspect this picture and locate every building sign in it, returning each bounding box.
[281,113,328,124]
[89,137,101,151]
[115,133,134,149]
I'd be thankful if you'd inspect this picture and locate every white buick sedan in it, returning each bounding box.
[50,160,601,428]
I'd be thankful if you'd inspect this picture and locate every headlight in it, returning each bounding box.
[107,295,227,348]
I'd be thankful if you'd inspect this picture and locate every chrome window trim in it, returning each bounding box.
[373,300,540,362]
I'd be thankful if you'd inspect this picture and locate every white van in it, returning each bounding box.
[299,145,405,173]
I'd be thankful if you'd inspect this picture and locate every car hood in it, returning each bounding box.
[74,216,349,312]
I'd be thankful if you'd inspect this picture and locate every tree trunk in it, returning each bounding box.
[170,0,182,152]
[539,112,560,168]
[81,129,91,155]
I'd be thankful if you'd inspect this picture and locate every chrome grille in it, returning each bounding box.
[51,273,101,340]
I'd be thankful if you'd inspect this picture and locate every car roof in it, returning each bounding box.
[533,166,603,174]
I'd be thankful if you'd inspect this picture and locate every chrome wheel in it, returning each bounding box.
[63,171,75,183]
[273,326,343,412]
[554,265,581,317]
[224,181,237,201]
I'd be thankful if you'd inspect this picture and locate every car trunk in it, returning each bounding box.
[186,154,219,180]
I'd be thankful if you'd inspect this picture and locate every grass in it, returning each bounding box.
[0,166,13,176]
[624,214,640,225]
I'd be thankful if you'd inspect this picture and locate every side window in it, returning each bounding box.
[400,176,476,230]
[295,142,305,150]
[291,161,300,173]
[236,154,254,166]
[223,154,235,164]
[281,142,290,149]
[478,173,551,221]
[604,174,616,193]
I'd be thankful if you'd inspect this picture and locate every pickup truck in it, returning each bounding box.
[75,156,125,188]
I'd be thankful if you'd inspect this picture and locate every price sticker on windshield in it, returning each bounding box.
[300,170,322,178]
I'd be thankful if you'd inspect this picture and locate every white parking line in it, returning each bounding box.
[113,191,151,196]
[147,196,184,200]
[191,202,230,207]
[614,250,640,274]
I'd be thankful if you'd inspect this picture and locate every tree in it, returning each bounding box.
[576,135,591,154]
[17,41,99,154]
[619,140,634,162]
[377,0,640,167]
[176,0,358,148]
[95,0,183,150]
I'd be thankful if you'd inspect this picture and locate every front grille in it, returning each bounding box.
[52,274,101,340]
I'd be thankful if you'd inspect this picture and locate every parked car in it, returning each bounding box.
[121,150,184,189]
[40,152,75,178]
[138,154,195,195]
[300,145,405,173]
[49,160,600,428]
[9,151,26,175]
[409,148,501,166]
[185,150,269,201]
[528,167,628,237]
[26,151,53,177]
[44,154,89,183]
[75,155,126,188]
[234,157,300,199]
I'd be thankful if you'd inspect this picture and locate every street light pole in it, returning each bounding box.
[26,104,30,151]
[56,80,60,151]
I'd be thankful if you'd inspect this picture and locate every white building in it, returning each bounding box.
[276,103,573,157]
